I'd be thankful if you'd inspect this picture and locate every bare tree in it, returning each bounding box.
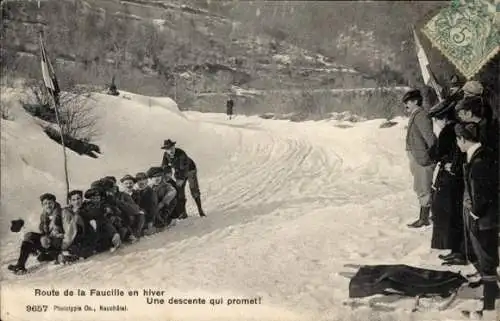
[23,80,101,143]
[58,89,100,142]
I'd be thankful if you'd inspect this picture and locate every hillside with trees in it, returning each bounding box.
[4,0,492,119]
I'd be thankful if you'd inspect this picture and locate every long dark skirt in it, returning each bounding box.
[431,168,464,250]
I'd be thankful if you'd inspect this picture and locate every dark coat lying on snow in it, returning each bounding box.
[43,127,101,158]
[348,264,467,298]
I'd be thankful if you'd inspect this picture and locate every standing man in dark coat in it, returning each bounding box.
[161,139,206,218]
[455,123,498,318]
[403,89,437,228]
[226,97,234,120]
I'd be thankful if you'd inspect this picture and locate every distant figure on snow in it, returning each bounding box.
[402,89,437,229]
[161,139,206,218]
[226,98,234,120]
[107,76,120,96]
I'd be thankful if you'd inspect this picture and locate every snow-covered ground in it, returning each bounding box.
[0,89,495,321]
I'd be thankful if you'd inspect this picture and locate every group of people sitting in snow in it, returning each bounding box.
[402,77,499,317]
[8,139,206,274]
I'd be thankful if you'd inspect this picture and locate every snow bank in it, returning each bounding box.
[1,89,492,321]
[0,89,227,240]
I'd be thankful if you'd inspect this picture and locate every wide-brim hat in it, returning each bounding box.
[161,139,176,149]
[428,90,463,118]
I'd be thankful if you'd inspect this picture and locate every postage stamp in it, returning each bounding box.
[422,0,499,79]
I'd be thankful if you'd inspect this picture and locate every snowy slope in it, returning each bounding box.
[0,88,494,321]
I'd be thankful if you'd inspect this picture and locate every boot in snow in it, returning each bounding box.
[110,233,121,252]
[128,234,138,244]
[57,252,79,265]
[482,280,498,310]
[178,198,188,219]
[194,196,206,217]
[407,207,431,228]
[8,264,26,274]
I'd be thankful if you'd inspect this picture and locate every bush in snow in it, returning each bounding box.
[22,79,101,143]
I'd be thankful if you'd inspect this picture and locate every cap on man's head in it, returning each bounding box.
[40,193,56,203]
[402,89,422,104]
[103,176,117,184]
[147,166,164,178]
[135,172,148,181]
[68,190,83,200]
[462,80,483,96]
[90,180,102,189]
[120,174,136,183]
[99,178,116,191]
[84,187,103,199]
[454,122,480,142]
[455,96,483,113]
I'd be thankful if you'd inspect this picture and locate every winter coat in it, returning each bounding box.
[428,122,465,250]
[134,186,159,224]
[406,108,437,166]
[463,146,498,231]
[39,203,63,237]
[152,179,177,212]
[60,206,86,250]
[80,201,108,222]
[429,122,464,176]
[114,191,143,217]
[479,118,499,158]
[161,148,196,180]
[129,190,140,205]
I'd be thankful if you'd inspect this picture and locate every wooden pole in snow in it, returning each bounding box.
[52,97,70,198]
[40,31,70,197]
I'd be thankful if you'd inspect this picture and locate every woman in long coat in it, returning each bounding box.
[428,109,466,264]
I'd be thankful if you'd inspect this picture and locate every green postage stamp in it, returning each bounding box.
[422,0,499,79]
